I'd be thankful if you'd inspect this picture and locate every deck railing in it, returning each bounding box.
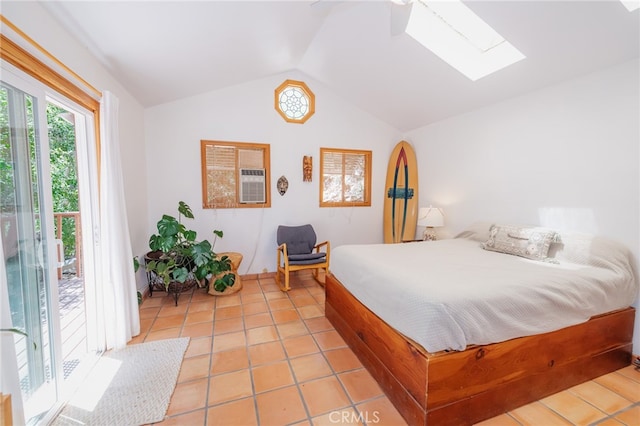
[54,212,82,279]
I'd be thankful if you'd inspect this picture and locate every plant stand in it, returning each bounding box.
[145,257,197,306]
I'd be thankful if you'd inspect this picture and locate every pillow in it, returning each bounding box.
[482,224,561,262]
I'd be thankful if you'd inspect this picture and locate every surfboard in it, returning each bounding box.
[383,140,419,243]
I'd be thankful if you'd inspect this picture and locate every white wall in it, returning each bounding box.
[1,2,150,270]
[144,70,400,276]
[407,59,640,352]
[5,0,637,351]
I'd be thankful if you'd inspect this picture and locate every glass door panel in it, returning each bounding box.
[47,99,96,390]
[1,81,59,423]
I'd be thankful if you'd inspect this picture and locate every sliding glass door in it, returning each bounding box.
[1,73,61,422]
[1,59,101,424]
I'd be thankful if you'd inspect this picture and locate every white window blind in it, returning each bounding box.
[320,148,371,207]
[201,141,271,208]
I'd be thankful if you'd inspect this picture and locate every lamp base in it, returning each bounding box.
[422,227,437,241]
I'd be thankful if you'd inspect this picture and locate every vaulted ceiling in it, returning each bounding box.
[42,0,640,131]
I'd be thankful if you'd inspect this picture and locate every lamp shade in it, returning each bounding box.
[417,206,444,227]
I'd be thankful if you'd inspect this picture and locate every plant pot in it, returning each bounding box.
[166,279,198,293]
[144,250,197,298]
[144,250,163,262]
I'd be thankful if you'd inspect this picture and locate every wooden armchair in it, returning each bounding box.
[276,224,330,291]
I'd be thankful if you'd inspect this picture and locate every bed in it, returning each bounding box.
[326,223,638,425]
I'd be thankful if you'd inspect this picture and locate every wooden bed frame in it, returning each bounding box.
[325,272,635,426]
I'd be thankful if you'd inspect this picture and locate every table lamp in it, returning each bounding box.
[417,206,444,241]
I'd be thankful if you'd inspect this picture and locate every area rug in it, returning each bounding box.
[54,337,189,426]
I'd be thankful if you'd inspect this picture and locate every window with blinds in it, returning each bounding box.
[320,148,372,207]
[201,140,271,208]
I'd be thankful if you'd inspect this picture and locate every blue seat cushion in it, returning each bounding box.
[289,253,326,262]
[288,255,326,265]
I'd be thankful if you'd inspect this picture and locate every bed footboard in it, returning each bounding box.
[325,272,634,426]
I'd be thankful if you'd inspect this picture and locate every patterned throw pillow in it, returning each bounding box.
[482,224,561,262]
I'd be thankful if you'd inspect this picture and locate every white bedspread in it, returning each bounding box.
[329,236,638,353]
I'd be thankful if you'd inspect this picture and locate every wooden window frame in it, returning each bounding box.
[319,147,372,207]
[0,27,102,176]
[274,79,315,124]
[201,140,271,209]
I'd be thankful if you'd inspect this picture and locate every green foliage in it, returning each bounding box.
[190,240,213,267]
[146,202,234,292]
[47,104,79,260]
[0,88,12,209]
[0,93,79,261]
[178,201,194,219]
[212,269,236,293]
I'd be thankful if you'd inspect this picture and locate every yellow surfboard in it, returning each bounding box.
[383,140,419,243]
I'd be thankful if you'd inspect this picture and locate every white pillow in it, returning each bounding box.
[482,224,561,262]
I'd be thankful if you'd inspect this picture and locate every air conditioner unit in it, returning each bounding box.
[239,168,266,203]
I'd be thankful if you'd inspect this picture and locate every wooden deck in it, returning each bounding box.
[16,273,88,394]
[58,275,87,378]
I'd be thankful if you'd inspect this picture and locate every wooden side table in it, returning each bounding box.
[209,252,243,296]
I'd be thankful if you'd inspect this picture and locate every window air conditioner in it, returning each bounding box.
[239,168,266,203]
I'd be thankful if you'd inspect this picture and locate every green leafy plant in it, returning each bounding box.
[1,327,28,338]
[1,328,36,349]
[133,256,143,305]
[48,103,80,260]
[145,201,234,292]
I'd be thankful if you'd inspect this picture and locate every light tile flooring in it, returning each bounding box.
[131,271,640,426]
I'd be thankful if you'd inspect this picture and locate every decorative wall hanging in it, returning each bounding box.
[274,79,315,124]
[303,156,312,182]
[277,175,289,196]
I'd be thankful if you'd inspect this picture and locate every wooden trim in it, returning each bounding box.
[0,34,100,113]
[0,21,102,181]
[200,141,210,208]
[200,140,271,209]
[1,15,101,99]
[274,79,315,124]
[319,147,372,207]
[0,393,12,426]
[326,272,635,426]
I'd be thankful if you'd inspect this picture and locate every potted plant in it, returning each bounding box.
[145,201,235,303]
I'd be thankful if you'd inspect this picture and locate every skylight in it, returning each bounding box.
[619,0,640,12]
[392,0,525,80]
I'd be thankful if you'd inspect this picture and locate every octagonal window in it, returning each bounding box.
[274,79,315,124]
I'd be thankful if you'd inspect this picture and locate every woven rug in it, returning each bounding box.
[54,337,189,426]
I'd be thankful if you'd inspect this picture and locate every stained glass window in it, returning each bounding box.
[274,80,315,124]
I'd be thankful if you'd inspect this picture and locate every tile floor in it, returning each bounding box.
[132,271,640,426]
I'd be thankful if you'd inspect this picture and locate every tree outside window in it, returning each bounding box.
[320,148,371,207]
